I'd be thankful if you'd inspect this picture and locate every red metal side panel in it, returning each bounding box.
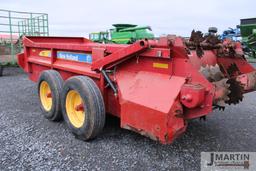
[217,57,255,75]
[117,71,185,113]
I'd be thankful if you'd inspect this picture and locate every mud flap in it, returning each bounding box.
[116,71,187,143]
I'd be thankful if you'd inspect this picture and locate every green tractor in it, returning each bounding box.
[89,31,109,43]
[89,24,154,44]
[240,18,256,58]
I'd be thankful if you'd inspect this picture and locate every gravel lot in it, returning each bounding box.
[0,67,256,171]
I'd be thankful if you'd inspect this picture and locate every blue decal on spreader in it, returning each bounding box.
[57,51,92,63]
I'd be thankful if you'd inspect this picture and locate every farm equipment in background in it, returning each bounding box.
[0,9,49,76]
[0,35,22,76]
[89,24,154,44]
[89,31,109,43]
[247,30,256,57]
[18,28,256,144]
[220,27,241,42]
[240,18,256,58]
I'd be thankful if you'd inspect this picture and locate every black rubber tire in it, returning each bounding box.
[0,65,3,77]
[38,70,64,121]
[61,76,105,141]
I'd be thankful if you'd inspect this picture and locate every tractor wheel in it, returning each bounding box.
[61,76,105,141]
[0,66,3,77]
[38,70,64,121]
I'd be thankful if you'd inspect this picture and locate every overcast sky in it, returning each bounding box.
[0,0,255,37]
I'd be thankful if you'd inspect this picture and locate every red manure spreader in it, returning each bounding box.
[18,31,256,144]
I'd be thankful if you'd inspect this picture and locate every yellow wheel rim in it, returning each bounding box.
[39,81,53,111]
[66,90,85,128]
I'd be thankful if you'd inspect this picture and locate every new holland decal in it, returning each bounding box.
[38,50,92,63]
